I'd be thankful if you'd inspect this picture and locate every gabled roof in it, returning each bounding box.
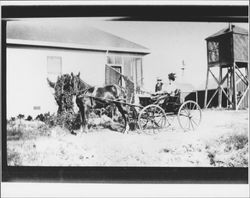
[7,20,150,54]
[206,25,248,40]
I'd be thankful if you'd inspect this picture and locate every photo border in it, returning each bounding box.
[1,2,248,183]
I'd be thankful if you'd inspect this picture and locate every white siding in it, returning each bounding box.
[7,46,106,118]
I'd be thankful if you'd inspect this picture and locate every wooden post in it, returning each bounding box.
[245,66,248,78]
[245,66,248,108]
[226,68,230,108]
[196,91,198,104]
[204,67,210,108]
[218,66,222,108]
[230,67,234,109]
[233,63,237,110]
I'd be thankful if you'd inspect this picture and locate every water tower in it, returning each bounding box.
[204,24,248,110]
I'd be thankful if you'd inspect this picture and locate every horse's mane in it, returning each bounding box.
[78,77,91,89]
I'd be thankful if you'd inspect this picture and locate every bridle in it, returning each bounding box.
[71,76,93,97]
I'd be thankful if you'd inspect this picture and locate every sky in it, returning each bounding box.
[85,19,248,91]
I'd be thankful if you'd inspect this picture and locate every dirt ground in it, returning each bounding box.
[7,109,248,167]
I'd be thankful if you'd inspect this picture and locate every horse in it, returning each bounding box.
[71,72,128,133]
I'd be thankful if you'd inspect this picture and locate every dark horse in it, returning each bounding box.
[71,72,128,133]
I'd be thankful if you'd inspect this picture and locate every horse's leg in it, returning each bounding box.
[115,103,128,133]
[78,105,85,133]
[84,104,90,132]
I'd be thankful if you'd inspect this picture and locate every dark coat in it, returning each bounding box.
[155,82,163,92]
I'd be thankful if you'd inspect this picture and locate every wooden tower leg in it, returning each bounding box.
[245,66,248,108]
[226,68,230,108]
[218,67,223,108]
[204,67,210,108]
[233,63,237,110]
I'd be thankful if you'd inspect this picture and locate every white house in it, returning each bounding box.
[6,20,150,118]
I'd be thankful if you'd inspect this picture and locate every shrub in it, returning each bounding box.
[206,132,248,167]
[26,115,33,121]
[17,114,25,120]
[7,148,22,166]
[56,111,81,131]
[10,117,16,121]
[34,111,81,131]
[7,127,23,141]
[47,74,80,131]
[223,133,248,150]
[35,114,45,122]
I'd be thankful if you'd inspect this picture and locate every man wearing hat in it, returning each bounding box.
[155,77,163,93]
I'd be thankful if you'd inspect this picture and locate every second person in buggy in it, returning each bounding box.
[152,73,181,112]
[154,73,179,96]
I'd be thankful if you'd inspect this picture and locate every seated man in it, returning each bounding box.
[155,77,163,93]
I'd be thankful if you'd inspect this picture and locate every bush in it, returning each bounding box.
[26,115,33,121]
[56,111,81,131]
[35,114,45,122]
[206,132,248,167]
[7,127,23,141]
[7,148,22,166]
[17,114,25,120]
[34,111,81,131]
[223,133,248,150]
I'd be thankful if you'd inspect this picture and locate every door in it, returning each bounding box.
[105,64,123,86]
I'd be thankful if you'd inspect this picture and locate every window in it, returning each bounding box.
[47,56,62,75]
[207,41,219,63]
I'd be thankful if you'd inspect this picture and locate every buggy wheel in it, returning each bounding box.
[178,101,202,131]
[138,104,166,133]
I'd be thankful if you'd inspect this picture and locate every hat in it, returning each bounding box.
[168,73,176,81]
[157,77,162,81]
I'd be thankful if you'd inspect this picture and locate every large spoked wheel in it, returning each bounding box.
[178,100,202,131]
[138,104,167,133]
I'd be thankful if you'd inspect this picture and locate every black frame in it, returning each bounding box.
[1,4,248,183]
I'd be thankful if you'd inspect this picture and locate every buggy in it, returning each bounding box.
[127,90,202,132]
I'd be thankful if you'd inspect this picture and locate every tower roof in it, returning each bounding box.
[205,25,248,40]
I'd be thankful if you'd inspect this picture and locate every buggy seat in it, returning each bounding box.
[151,89,181,103]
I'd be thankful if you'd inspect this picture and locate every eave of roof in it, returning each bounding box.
[7,39,150,54]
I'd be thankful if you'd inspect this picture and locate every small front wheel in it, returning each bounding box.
[138,104,167,133]
[178,100,202,131]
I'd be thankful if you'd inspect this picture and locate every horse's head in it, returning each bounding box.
[71,72,90,95]
[70,72,81,94]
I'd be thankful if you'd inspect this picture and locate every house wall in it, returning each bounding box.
[7,46,106,118]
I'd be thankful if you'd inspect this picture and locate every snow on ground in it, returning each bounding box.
[7,109,248,167]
